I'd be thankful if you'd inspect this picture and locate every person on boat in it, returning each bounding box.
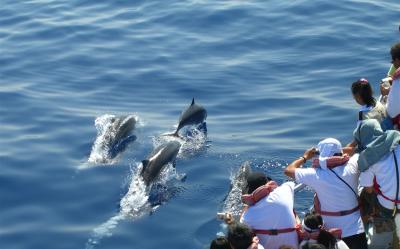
[301,243,327,249]
[380,42,400,130]
[382,68,400,130]
[355,119,400,247]
[284,138,367,249]
[240,172,299,249]
[347,78,390,150]
[299,213,349,249]
[210,236,231,249]
[351,78,387,124]
[227,222,264,249]
[386,43,400,78]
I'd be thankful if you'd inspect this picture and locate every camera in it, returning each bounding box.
[216,212,228,220]
[381,77,392,90]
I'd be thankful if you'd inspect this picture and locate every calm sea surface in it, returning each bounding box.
[1,1,399,248]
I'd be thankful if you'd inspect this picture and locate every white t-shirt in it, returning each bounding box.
[359,145,400,210]
[241,182,298,249]
[294,154,364,238]
[387,78,400,118]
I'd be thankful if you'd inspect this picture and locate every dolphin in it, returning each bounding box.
[167,98,207,137]
[222,161,252,215]
[140,141,181,186]
[96,115,136,159]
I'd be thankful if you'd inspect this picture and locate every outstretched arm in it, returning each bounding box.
[284,147,317,179]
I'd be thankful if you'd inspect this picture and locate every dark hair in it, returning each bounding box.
[304,213,336,249]
[227,223,254,249]
[245,172,272,194]
[210,237,231,249]
[391,42,400,61]
[301,243,327,249]
[351,79,376,107]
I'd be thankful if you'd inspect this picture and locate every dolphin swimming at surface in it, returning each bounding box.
[101,115,136,156]
[89,115,137,163]
[167,98,207,137]
[222,161,252,215]
[140,141,181,186]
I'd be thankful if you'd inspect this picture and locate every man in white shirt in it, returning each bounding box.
[284,138,367,249]
[240,172,299,249]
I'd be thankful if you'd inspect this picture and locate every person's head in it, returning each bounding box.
[303,213,336,249]
[390,42,400,68]
[301,243,327,249]
[227,223,254,249]
[210,236,231,249]
[279,246,296,249]
[244,172,272,194]
[351,78,376,107]
[303,213,324,230]
[317,138,343,157]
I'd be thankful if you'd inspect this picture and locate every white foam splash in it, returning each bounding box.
[155,125,208,158]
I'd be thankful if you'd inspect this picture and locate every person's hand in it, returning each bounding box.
[380,77,392,96]
[303,147,318,160]
[223,212,235,225]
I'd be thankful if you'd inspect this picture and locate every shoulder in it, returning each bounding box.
[280,181,295,189]
[345,154,359,171]
[294,167,318,183]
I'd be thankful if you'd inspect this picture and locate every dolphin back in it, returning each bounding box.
[113,116,136,142]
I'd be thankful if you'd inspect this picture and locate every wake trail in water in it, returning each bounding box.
[85,160,185,249]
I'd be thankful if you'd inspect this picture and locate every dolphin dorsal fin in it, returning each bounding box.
[142,160,150,170]
[191,98,195,106]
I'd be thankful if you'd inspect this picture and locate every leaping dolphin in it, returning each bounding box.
[166,98,207,137]
[140,141,181,186]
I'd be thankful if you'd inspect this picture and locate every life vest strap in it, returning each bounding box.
[319,205,360,217]
[375,188,400,204]
[253,227,297,236]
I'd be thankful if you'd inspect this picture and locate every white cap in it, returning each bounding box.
[317,138,342,169]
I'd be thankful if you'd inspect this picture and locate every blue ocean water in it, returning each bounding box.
[1,1,399,248]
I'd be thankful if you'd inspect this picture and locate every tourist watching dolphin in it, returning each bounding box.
[210,236,231,249]
[299,213,349,249]
[382,67,400,130]
[239,172,298,249]
[285,138,367,249]
[355,119,400,247]
[227,222,264,249]
[351,78,387,123]
[347,78,390,150]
